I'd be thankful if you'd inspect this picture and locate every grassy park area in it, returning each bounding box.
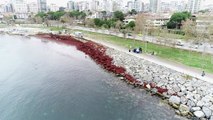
[72,29,213,73]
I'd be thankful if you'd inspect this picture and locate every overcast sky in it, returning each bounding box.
[0,0,212,7]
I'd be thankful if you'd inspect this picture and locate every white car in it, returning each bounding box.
[176,41,184,46]
[74,32,83,38]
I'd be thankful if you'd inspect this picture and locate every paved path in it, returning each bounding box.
[82,36,213,84]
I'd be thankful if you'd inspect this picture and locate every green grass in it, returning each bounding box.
[0,24,7,28]
[48,26,65,31]
[154,32,185,39]
[72,29,213,73]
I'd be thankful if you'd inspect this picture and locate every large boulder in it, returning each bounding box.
[197,101,205,107]
[202,106,212,118]
[191,107,201,112]
[169,96,181,105]
[194,111,205,118]
[179,104,190,116]
[210,116,213,120]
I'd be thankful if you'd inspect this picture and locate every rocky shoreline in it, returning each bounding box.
[36,34,213,120]
[106,48,213,120]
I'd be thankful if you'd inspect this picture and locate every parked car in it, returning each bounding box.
[194,45,199,49]
[74,32,83,38]
[194,42,203,45]
[127,33,132,36]
[176,41,184,46]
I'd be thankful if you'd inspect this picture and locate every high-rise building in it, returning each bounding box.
[27,2,38,13]
[134,0,143,12]
[127,1,134,11]
[49,4,59,12]
[0,4,4,13]
[67,1,75,11]
[78,1,89,11]
[149,0,161,13]
[11,0,28,18]
[37,0,47,12]
[101,0,113,12]
[3,3,13,13]
[187,0,201,13]
[90,0,100,12]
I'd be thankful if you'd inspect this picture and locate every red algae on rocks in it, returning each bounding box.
[36,34,168,95]
[36,34,136,83]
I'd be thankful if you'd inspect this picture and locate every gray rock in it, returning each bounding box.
[210,116,213,120]
[202,106,212,118]
[169,96,181,105]
[197,101,205,107]
[180,96,188,104]
[168,89,175,95]
[177,92,185,96]
[187,100,196,108]
[187,86,194,92]
[191,107,201,112]
[194,111,205,118]
[173,84,181,93]
[193,94,201,100]
[180,86,186,92]
[179,104,190,116]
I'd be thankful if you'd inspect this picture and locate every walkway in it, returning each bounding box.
[82,36,213,84]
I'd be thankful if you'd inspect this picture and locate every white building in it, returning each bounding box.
[101,0,113,12]
[12,0,28,19]
[187,0,201,13]
[78,1,90,11]
[67,1,75,11]
[49,4,59,12]
[149,0,161,13]
[126,1,134,11]
[134,0,143,12]
[27,2,38,13]
[90,0,101,12]
[37,0,47,12]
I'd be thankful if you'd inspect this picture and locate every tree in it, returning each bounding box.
[126,21,135,30]
[128,9,137,15]
[33,16,43,24]
[36,12,47,18]
[47,11,65,20]
[113,11,124,21]
[182,19,197,39]
[94,18,103,27]
[134,13,147,34]
[115,20,123,31]
[85,18,95,27]
[69,11,87,20]
[101,11,107,19]
[60,13,73,24]
[167,11,191,29]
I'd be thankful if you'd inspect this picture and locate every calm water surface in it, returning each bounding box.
[0,34,181,120]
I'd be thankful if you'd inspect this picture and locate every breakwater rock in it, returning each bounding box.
[106,48,213,119]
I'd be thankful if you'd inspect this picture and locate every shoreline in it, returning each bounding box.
[37,33,213,120]
[36,34,191,118]
[1,28,213,119]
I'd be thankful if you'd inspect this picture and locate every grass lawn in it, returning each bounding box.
[71,29,213,73]
[155,32,185,39]
[48,26,66,31]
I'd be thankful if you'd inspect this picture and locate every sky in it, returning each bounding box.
[0,0,212,7]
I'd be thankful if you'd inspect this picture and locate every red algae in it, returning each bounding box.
[36,34,168,95]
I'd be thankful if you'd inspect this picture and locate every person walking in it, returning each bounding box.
[201,71,205,77]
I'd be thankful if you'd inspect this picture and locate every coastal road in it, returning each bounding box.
[71,26,213,55]
[79,35,213,84]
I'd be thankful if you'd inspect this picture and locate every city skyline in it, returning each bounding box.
[0,0,212,7]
